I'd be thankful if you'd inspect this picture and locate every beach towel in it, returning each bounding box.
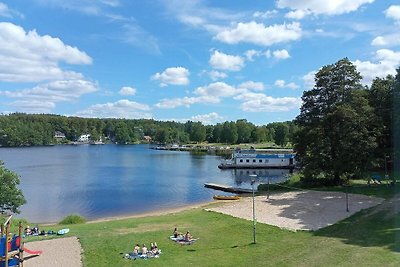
[169,235,197,245]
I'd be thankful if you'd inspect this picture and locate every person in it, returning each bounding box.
[173,227,181,238]
[151,242,159,255]
[141,244,148,255]
[24,225,32,236]
[184,231,193,242]
[133,244,140,256]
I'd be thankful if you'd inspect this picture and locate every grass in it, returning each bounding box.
[14,184,398,267]
[59,214,87,225]
[5,184,398,266]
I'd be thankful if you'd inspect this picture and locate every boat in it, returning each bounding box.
[218,148,296,169]
[213,195,240,200]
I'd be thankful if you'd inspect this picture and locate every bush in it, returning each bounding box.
[59,214,86,225]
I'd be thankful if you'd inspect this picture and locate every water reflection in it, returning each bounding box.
[223,168,293,187]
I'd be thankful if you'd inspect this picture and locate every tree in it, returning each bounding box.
[236,119,253,143]
[274,123,289,147]
[294,58,374,184]
[0,161,26,214]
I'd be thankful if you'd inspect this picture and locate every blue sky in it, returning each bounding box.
[0,0,399,125]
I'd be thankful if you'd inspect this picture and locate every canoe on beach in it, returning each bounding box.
[213,195,241,200]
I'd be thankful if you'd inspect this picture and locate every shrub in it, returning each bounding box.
[59,214,86,225]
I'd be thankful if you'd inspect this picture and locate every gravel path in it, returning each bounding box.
[207,191,384,231]
[24,237,82,267]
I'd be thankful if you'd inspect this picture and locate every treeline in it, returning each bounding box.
[0,114,297,147]
[294,58,398,185]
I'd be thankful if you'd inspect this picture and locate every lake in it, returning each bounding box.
[0,144,291,223]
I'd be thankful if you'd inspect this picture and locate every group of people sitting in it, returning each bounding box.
[125,242,161,260]
[24,225,41,236]
[172,227,196,242]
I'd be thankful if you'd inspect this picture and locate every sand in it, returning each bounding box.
[206,190,384,231]
[23,237,82,267]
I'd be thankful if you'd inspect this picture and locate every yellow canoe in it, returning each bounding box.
[213,195,241,200]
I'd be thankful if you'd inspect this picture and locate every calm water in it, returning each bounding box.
[0,144,290,223]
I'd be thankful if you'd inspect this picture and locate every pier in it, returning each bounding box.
[204,183,255,194]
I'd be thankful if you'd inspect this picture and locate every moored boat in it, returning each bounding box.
[213,195,240,200]
[218,148,296,169]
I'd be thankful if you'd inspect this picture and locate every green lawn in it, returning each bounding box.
[18,186,398,267]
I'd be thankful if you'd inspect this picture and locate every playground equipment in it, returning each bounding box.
[0,215,23,267]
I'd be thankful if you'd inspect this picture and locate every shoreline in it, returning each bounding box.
[38,200,216,226]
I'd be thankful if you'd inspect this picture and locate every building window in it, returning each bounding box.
[246,159,250,163]
[253,159,256,163]
[239,159,243,163]
[259,159,262,163]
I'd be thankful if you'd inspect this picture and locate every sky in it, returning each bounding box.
[0,0,399,125]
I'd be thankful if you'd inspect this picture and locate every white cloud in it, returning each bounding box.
[371,34,400,47]
[274,79,299,89]
[0,22,92,83]
[245,49,260,61]
[238,81,265,91]
[155,95,219,109]
[215,21,302,46]
[0,2,23,18]
[0,79,97,102]
[190,112,224,125]
[353,49,400,85]
[1,79,97,113]
[75,99,151,119]
[285,9,311,20]
[253,10,278,19]
[302,71,316,89]
[151,67,190,86]
[235,92,302,112]
[118,86,136,96]
[8,100,55,114]
[277,0,374,16]
[385,5,400,22]
[194,82,237,97]
[208,70,227,81]
[209,50,245,71]
[273,49,291,59]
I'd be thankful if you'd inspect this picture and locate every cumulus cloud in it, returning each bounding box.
[273,49,291,59]
[208,70,227,81]
[215,21,302,46]
[0,22,92,83]
[0,79,98,113]
[75,99,152,119]
[235,92,302,112]
[209,50,245,71]
[353,49,400,85]
[118,86,136,96]
[274,79,299,89]
[194,82,237,97]
[151,67,190,87]
[190,112,224,125]
[385,5,400,22]
[285,9,311,20]
[156,81,266,109]
[277,0,374,17]
[0,79,97,102]
[371,34,400,47]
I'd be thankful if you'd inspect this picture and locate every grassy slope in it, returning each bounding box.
[39,192,399,267]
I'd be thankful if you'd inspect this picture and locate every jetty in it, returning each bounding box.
[204,183,255,194]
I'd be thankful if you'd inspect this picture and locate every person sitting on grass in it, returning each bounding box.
[133,244,140,256]
[141,244,148,257]
[173,227,183,238]
[24,225,32,236]
[184,231,193,242]
[151,242,160,255]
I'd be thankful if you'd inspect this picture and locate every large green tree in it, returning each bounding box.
[0,161,26,214]
[294,58,375,184]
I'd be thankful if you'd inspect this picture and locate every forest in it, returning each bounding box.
[0,113,297,147]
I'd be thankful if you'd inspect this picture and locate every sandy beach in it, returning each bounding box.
[207,191,384,231]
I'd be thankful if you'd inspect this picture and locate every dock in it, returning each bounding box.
[204,183,255,194]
